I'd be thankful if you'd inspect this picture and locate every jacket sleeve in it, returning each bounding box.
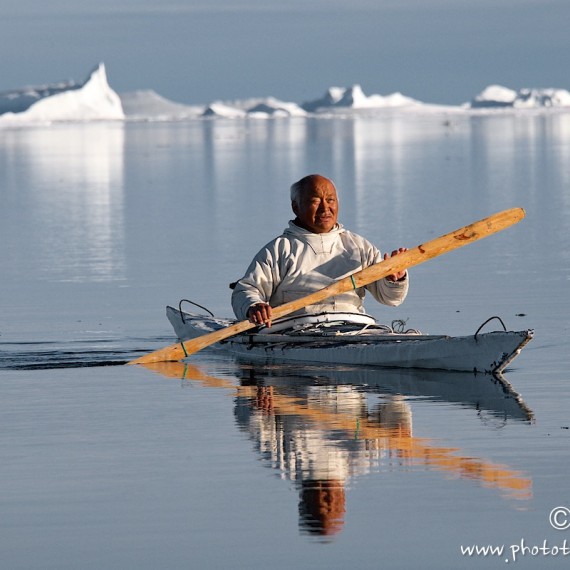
[231,247,278,320]
[366,274,409,306]
[358,235,409,307]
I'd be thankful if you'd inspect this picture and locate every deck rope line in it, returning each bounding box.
[178,299,215,324]
[391,319,422,335]
[474,316,507,341]
[350,275,357,290]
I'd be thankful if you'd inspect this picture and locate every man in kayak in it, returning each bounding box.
[231,174,408,327]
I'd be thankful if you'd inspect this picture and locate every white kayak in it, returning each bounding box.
[166,305,533,375]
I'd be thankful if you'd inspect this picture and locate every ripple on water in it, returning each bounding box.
[0,336,174,370]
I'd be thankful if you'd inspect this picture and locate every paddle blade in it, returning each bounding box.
[129,318,256,365]
[350,206,526,288]
[128,207,525,365]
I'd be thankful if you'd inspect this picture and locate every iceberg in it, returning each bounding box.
[302,87,347,112]
[245,97,306,117]
[513,88,570,108]
[202,102,247,118]
[0,63,124,123]
[470,85,517,108]
[470,84,570,109]
[1,62,569,124]
[120,90,204,120]
[203,97,306,118]
[302,84,419,112]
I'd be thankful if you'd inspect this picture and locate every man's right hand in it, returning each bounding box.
[247,303,273,327]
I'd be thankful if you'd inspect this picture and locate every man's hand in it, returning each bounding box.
[384,247,408,282]
[247,303,273,327]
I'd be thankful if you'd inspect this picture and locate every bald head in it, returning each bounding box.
[290,174,336,203]
[290,174,339,233]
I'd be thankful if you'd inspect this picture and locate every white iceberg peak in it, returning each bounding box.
[0,63,124,123]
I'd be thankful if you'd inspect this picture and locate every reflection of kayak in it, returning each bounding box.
[142,359,533,423]
[142,359,534,504]
[166,306,533,375]
[230,362,533,423]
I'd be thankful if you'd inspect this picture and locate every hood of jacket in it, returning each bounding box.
[283,221,345,255]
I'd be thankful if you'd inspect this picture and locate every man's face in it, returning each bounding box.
[293,178,339,233]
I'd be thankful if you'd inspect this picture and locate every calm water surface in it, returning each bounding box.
[1,112,569,569]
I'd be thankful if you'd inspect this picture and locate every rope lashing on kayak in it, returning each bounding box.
[177,299,217,355]
[288,319,422,337]
[391,319,422,335]
[474,316,507,342]
[179,299,215,323]
[350,275,357,290]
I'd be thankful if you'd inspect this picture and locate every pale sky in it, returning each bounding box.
[1,0,568,105]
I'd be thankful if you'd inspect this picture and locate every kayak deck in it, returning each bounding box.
[166,306,533,374]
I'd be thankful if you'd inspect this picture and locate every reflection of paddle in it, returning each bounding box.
[130,207,525,365]
[142,361,532,500]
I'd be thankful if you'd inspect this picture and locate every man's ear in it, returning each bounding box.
[291,200,299,216]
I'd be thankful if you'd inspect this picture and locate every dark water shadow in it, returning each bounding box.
[0,336,174,370]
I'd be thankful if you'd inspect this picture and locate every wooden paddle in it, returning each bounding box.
[129,207,525,365]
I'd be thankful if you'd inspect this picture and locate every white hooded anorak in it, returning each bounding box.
[231,221,408,320]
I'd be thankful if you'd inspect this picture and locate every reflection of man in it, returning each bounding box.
[299,480,345,537]
[234,379,412,537]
